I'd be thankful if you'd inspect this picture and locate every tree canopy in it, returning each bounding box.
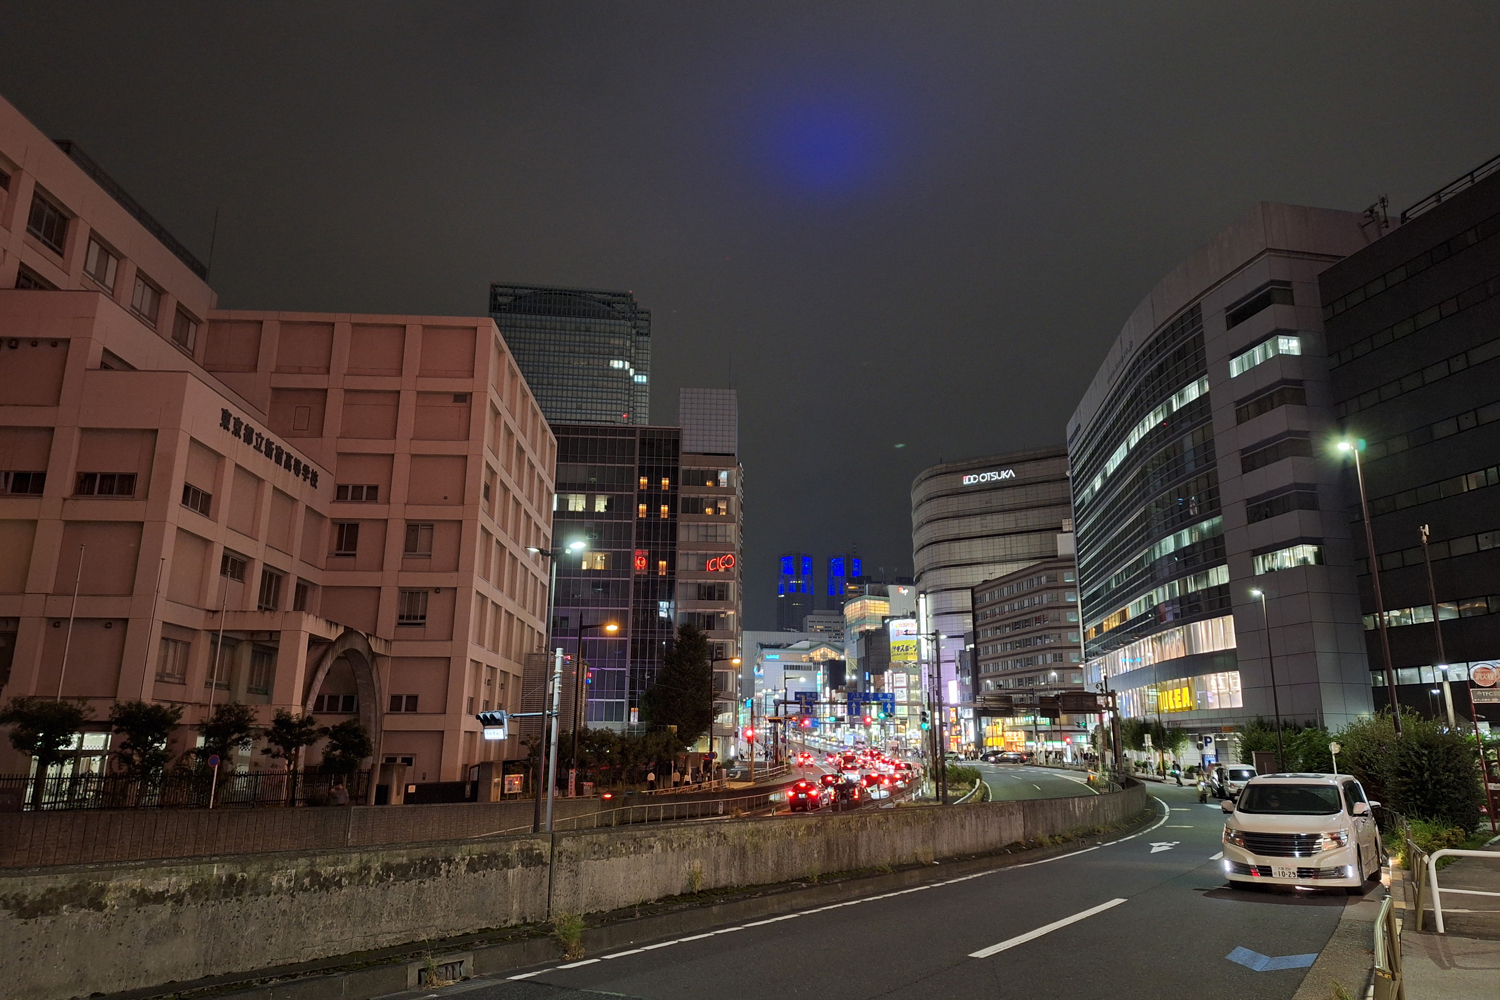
[639,623,713,747]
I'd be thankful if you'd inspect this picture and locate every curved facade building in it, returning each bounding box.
[911,448,1073,654]
[1069,202,1376,732]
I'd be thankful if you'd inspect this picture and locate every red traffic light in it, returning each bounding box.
[863,715,872,725]
[743,727,755,741]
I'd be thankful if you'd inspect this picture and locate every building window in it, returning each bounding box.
[658,559,668,577]
[389,694,419,712]
[1240,435,1313,473]
[397,589,429,625]
[1246,489,1320,524]
[1229,334,1301,377]
[1253,543,1324,575]
[257,569,283,611]
[404,522,434,556]
[293,578,312,612]
[83,238,119,291]
[156,637,190,684]
[75,472,136,497]
[248,646,275,695]
[659,504,668,519]
[314,693,357,714]
[638,475,648,489]
[26,191,69,254]
[582,552,609,571]
[181,482,212,516]
[1,471,45,495]
[14,265,55,290]
[1225,282,1295,330]
[703,498,728,516]
[660,477,670,488]
[1235,383,1307,424]
[172,309,198,353]
[220,551,247,581]
[559,493,586,511]
[130,274,161,327]
[335,484,380,502]
[698,582,729,601]
[593,494,611,512]
[637,503,647,519]
[333,522,359,556]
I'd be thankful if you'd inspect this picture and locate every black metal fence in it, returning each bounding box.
[0,769,372,811]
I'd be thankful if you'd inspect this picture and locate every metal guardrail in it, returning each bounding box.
[552,789,784,830]
[1373,894,1405,1000]
[1426,848,1500,934]
[1400,152,1500,224]
[0,770,371,810]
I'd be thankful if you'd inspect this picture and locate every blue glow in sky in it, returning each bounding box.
[760,96,892,197]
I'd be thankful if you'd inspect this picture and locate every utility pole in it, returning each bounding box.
[1419,525,1457,727]
[545,647,563,831]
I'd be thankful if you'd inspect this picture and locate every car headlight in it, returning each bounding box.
[1318,829,1350,852]
[1223,825,1247,848]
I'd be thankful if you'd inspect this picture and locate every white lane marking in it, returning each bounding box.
[556,959,600,969]
[969,898,1129,958]
[1149,841,1180,854]
[507,971,543,980]
[602,949,644,959]
[1165,825,1195,828]
[1210,852,1224,861]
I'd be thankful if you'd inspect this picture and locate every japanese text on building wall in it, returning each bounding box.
[220,408,319,488]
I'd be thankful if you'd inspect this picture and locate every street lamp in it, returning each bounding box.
[1250,588,1286,772]
[1338,439,1401,734]
[525,537,588,831]
[568,617,619,795]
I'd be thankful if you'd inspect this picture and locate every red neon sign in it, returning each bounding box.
[634,550,648,572]
[706,553,736,572]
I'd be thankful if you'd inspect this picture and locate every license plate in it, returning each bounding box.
[1273,866,1297,880]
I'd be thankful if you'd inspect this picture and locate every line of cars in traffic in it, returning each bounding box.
[786,749,920,812]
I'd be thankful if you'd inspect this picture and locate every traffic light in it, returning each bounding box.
[743,726,755,741]
[920,710,930,731]
[863,715,872,726]
[476,710,509,741]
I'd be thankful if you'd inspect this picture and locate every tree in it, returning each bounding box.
[319,719,373,775]
[108,701,182,781]
[0,697,92,810]
[639,623,713,747]
[262,710,322,804]
[1384,716,1483,831]
[194,702,258,766]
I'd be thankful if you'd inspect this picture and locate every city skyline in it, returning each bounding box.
[1,6,1498,631]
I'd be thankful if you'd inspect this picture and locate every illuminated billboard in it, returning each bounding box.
[889,617,918,662]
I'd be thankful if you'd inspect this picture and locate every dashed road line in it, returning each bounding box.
[969,898,1129,958]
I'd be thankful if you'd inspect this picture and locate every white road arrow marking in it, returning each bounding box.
[1149,841,1181,853]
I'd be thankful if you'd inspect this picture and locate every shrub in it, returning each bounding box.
[1384,717,1483,831]
[108,700,182,781]
[943,764,981,786]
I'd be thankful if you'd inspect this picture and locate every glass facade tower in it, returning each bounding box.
[489,284,651,426]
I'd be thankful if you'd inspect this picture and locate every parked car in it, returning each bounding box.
[1220,773,1383,893]
[1210,764,1257,799]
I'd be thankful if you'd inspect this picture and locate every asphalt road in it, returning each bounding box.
[975,762,1099,801]
[449,780,1372,999]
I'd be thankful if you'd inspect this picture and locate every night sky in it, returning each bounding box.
[4,4,1499,629]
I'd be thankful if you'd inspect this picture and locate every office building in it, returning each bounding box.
[488,283,651,426]
[802,612,845,638]
[825,553,860,609]
[1319,158,1500,722]
[549,424,679,727]
[1069,202,1375,733]
[0,94,554,784]
[972,558,1085,753]
[910,448,1074,738]
[776,551,816,631]
[676,388,743,756]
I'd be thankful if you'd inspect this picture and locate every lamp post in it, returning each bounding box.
[1250,588,1286,772]
[1419,524,1457,727]
[709,657,741,783]
[1339,440,1401,734]
[568,617,620,795]
[526,538,587,831]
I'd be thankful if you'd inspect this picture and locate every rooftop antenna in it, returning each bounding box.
[1361,195,1389,236]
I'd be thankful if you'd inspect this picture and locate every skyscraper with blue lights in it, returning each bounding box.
[776,551,816,631]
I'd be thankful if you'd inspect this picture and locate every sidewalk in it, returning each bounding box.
[1392,837,1500,998]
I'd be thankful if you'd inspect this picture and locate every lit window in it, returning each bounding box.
[1230,335,1302,378]
[130,274,161,327]
[658,559,668,577]
[397,589,429,624]
[637,503,647,518]
[610,359,628,369]
[717,470,729,488]
[1252,543,1324,575]
[659,504,669,519]
[661,477,670,489]
[563,493,586,511]
[83,238,119,291]
[634,373,649,383]
[593,494,609,512]
[639,476,648,489]
[583,552,610,571]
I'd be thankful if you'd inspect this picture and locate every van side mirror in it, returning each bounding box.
[1352,801,1370,816]
[1368,800,1381,810]
[1221,800,1235,813]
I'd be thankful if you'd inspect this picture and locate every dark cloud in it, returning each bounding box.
[4,2,1498,628]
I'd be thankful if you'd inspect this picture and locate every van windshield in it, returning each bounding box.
[1227,768,1255,781]
[1238,784,1342,815]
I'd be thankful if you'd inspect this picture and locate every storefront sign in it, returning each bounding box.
[889,617,918,662]
[219,408,319,488]
[962,469,1015,486]
[1157,684,1195,713]
[1471,662,1499,687]
[634,550,649,572]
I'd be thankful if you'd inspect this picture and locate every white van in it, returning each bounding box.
[1220,773,1383,892]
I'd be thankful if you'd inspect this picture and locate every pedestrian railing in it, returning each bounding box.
[553,788,784,830]
[1372,894,1405,1000]
[0,770,371,810]
[1425,849,1500,934]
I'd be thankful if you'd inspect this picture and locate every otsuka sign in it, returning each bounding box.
[706,554,736,572]
[962,469,1016,486]
[1158,684,1196,713]
[889,617,918,662]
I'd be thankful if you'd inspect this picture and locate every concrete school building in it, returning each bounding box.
[0,91,555,783]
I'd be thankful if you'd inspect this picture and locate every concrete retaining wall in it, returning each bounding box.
[0,782,1146,1000]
